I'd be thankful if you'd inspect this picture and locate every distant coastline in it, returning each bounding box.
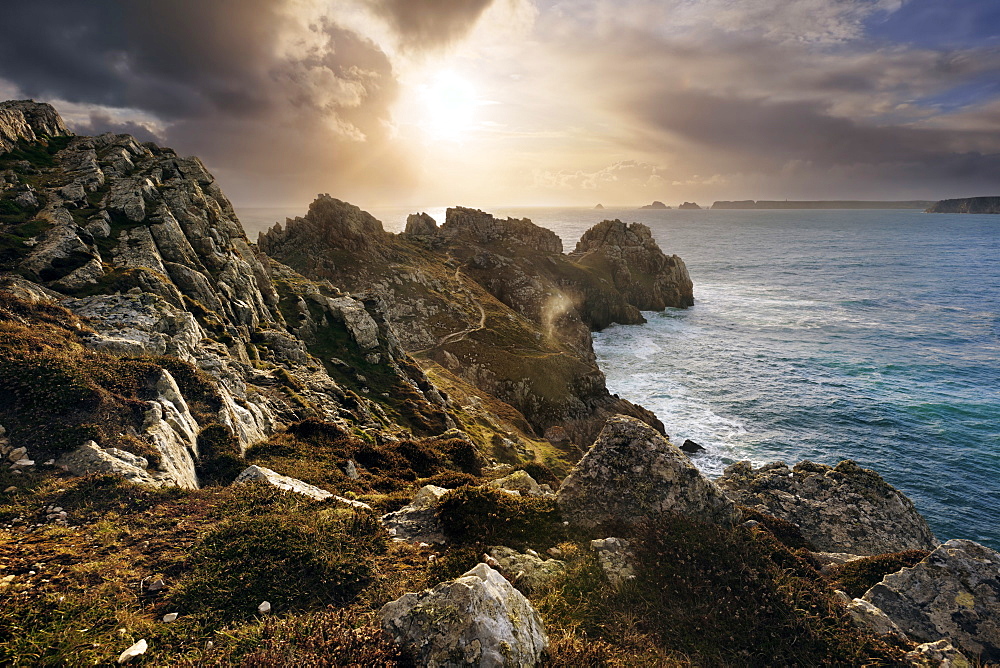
[712,200,934,210]
[925,196,1000,214]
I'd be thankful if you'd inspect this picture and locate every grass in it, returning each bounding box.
[437,485,565,551]
[0,136,73,170]
[169,484,385,624]
[0,476,406,666]
[0,219,51,271]
[825,550,930,598]
[0,290,226,462]
[533,517,910,666]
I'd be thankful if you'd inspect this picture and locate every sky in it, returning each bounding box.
[1,0,999,209]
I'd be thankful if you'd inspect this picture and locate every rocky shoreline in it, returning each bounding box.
[2,100,998,666]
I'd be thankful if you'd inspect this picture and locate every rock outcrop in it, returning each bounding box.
[261,197,677,448]
[56,440,161,487]
[863,539,1000,662]
[234,465,333,502]
[382,484,450,544]
[591,537,636,586]
[0,101,463,471]
[905,640,971,668]
[258,194,389,266]
[403,211,438,236]
[926,197,1000,214]
[0,100,72,153]
[439,207,563,254]
[557,415,739,530]
[487,546,565,593]
[380,562,548,667]
[718,460,936,556]
[571,219,693,310]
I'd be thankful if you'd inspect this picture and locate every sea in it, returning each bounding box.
[238,205,1000,551]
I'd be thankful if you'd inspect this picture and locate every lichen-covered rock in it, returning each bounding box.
[488,470,546,497]
[487,546,565,593]
[233,465,333,501]
[591,537,636,586]
[717,460,936,556]
[382,485,450,544]
[863,539,1000,662]
[557,415,738,530]
[380,562,548,667]
[905,640,972,668]
[846,598,905,639]
[258,194,388,262]
[56,441,160,487]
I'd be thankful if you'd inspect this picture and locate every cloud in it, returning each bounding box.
[68,112,164,144]
[0,0,499,206]
[367,0,496,50]
[526,1,1000,199]
[534,160,667,191]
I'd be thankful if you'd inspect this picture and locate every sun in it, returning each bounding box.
[415,70,479,142]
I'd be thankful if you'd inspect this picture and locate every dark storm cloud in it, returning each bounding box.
[0,0,495,205]
[368,0,496,49]
[70,112,164,144]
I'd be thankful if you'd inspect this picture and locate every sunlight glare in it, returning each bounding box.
[418,71,479,142]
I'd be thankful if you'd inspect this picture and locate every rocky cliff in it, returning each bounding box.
[0,102,459,488]
[8,100,997,667]
[926,196,1000,214]
[261,200,696,448]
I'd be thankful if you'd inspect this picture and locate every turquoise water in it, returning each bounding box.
[498,207,1000,550]
[240,204,1000,549]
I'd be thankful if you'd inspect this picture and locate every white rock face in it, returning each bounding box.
[142,369,200,489]
[326,296,381,350]
[380,563,548,667]
[116,638,148,664]
[718,459,936,556]
[863,539,1000,663]
[56,441,160,487]
[489,470,547,497]
[234,465,333,501]
[557,415,738,529]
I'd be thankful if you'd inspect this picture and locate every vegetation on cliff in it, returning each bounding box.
[0,101,985,666]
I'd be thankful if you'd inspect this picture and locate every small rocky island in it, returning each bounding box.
[639,200,669,209]
[678,201,702,210]
[2,99,999,666]
[926,196,1000,214]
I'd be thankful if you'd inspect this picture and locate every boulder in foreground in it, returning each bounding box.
[717,460,936,556]
[863,539,1000,663]
[557,415,738,530]
[380,562,548,667]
